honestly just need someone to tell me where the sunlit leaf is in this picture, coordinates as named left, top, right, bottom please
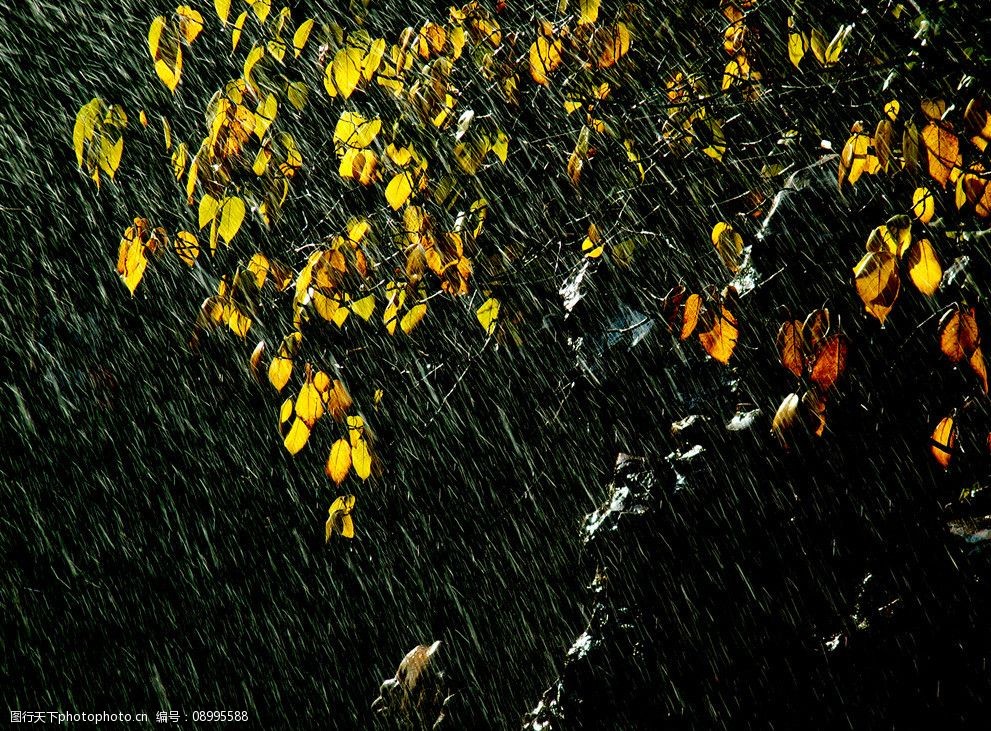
left=268, top=355, right=293, bottom=392
left=578, top=0, right=600, bottom=25
left=293, top=18, right=314, bottom=57
left=912, top=187, right=935, bottom=224
left=921, top=121, right=961, bottom=188
left=776, top=320, right=805, bottom=377
left=218, top=196, right=246, bottom=244
left=680, top=293, right=701, bottom=341
left=249, top=340, right=265, bottom=379
left=199, top=194, right=219, bottom=229
left=326, top=439, right=352, bottom=485
left=476, top=297, right=500, bottom=335
left=711, top=221, right=743, bottom=273
left=906, top=239, right=942, bottom=296
left=853, top=251, right=899, bottom=323
left=351, top=294, right=376, bottom=321
left=971, top=347, right=989, bottom=394
left=175, top=230, right=198, bottom=266
left=582, top=223, right=603, bottom=258
left=283, top=416, right=310, bottom=455
left=938, top=306, right=980, bottom=364
left=325, top=494, right=356, bottom=541
left=296, top=382, right=324, bottom=428
left=215, top=0, right=231, bottom=25
left=385, top=172, right=413, bottom=210
left=351, top=438, right=372, bottom=480
left=177, top=6, right=204, bottom=44
left=810, top=334, right=849, bottom=390
left=930, top=415, right=956, bottom=469
left=698, top=305, right=738, bottom=364
left=232, top=10, right=248, bottom=51
left=332, top=47, right=363, bottom=99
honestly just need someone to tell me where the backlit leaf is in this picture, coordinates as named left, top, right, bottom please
left=930, top=416, right=956, bottom=469
left=175, top=230, right=198, bottom=266
left=268, top=355, right=292, bottom=392
left=326, top=495, right=356, bottom=541
left=326, top=439, right=352, bottom=485
left=912, top=187, right=935, bottom=224
left=476, top=297, right=500, bottom=335
left=921, top=122, right=961, bottom=188
left=776, top=320, right=805, bottom=377
left=293, top=18, right=314, bottom=57
left=810, top=334, right=849, bottom=390
left=283, top=417, right=310, bottom=455
left=711, top=221, right=743, bottom=273
left=906, top=239, right=942, bottom=296
left=698, top=305, right=738, bottom=364
left=351, top=438, right=372, bottom=480
left=853, top=251, right=899, bottom=323
left=938, top=307, right=980, bottom=364
left=296, top=382, right=324, bottom=428
left=218, top=196, right=246, bottom=244
left=386, top=172, right=413, bottom=210
left=333, top=47, right=363, bottom=99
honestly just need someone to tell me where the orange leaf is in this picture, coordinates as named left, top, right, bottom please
left=810, top=334, right=849, bottom=390
left=776, top=320, right=805, bottom=377
left=930, top=416, right=956, bottom=470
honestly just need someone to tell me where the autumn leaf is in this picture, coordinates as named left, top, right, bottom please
left=921, top=121, right=962, bottom=188
left=283, top=416, right=310, bottom=455
left=326, top=495, right=356, bottom=541
left=776, top=320, right=805, bottom=377
left=326, top=439, right=352, bottom=485
left=938, top=306, right=980, bottom=363
left=930, top=416, right=956, bottom=470
left=810, top=334, right=849, bottom=390
left=268, top=356, right=292, bottom=392
left=913, top=187, right=935, bottom=224
left=698, top=305, right=738, bottom=364
left=476, top=297, right=500, bottom=335
left=680, top=293, right=702, bottom=341
left=853, top=251, right=899, bottom=323
left=906, top=239, right=942, bottom=296
left=711, top=221, right=743, bottom=273
left=296, top=381, right=324, bottom=428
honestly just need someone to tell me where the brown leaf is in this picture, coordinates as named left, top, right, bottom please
left=921, top=121, right=961, bottom=188
left=775, top=320, right=805, bottom=377
left=810, top=334, right=849, bottom=390
left=938, top=306, right=980, bottom=363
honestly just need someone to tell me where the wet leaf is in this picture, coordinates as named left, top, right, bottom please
left=711, top=221, right=743, bottom=273
left=906, top=239, right=942, bottom=296
left=283, top=417, right=310, bottom=455
left=938, top=307, right=980, bottom=363
left=776, top=320, right=805, bottom=377
left=476, top=297, right=500, bottom=335
left=326, top=495, right=356, bottom=541
left=930, top=416, right=956, bottom=470
left=698, top=305, right=738, bottom=364
left=326, top=439, right=352, bottom=485
left=810, top=334, right=849, bottom=390
left=853, top=251, right=899, bottom=323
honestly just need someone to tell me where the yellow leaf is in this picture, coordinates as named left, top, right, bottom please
left=787, top=17, right=807, bottom=69
left=930, top=416, right=956, bottom=469
left=351, top=439, right=372, bottom=480
left=346, top=415, right=365, bottom=445
left=386, top=172, right=413, bottom=210
left=283, top=417, right=310, bottom=455
left=711, top=221, right=743, bottom=273
left=698, top=306, right=738, bottom=365
left=326, top=495, right=356, bottom=541
left=582, top=223, right=604, bottom=258
left=293, top=18, right=314, bottom=57
left=351, top=294, right=376, bottom=321
left=913, top=187, right=935, bottom=223
left=333, top=47, right=363, bottom=99
left=852, top=251, right=899, bottom=323
left=326, top=439, right=352, bottom=485
left=227, top=307, right=251, bottom=337
left=248, top=253, right=269, bottom=288
left=296, top=382, right=324, bottom=428
left=248, top=0, right=271, bottom=24
left=215, top=0, right=231, bottom=24
left=400, top=299, right=427, bottom=334
left=578, top=0, right=600, bottom=24
left=906, top=239, right=942, bottom=296
left=268, top=355, right=293, bottom=392
left=177, top=5, right=204, bottom=44
left=334, top=111, right=381, bottom=151
left=529, top=36, right=562, bottom=85
left=476, top=297, right=500, bottom=335
left=287, top=81, right=308, bottom=110
left=171, top=143, right=188, bottom=180
left=362, top=38, right=386, bottom=80
left=148, top=16, right=182, bottom=92
left=199, top=194, right=219, bottom=229
left=255, top=94, right=277, bottom=139
left=218, top=196, right=246, bottom=244
left=232, top=10, right=248, bottom=51
left=175, top=231, right=198, bottom=266
left=73, top=98, right=104, bottom=168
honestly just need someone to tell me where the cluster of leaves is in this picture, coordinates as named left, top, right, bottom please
left=771, top=310, right=849, bottom=449
left=839, top=90, right=991, bottom=470
left=74, top=0, right=991, bottom=541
